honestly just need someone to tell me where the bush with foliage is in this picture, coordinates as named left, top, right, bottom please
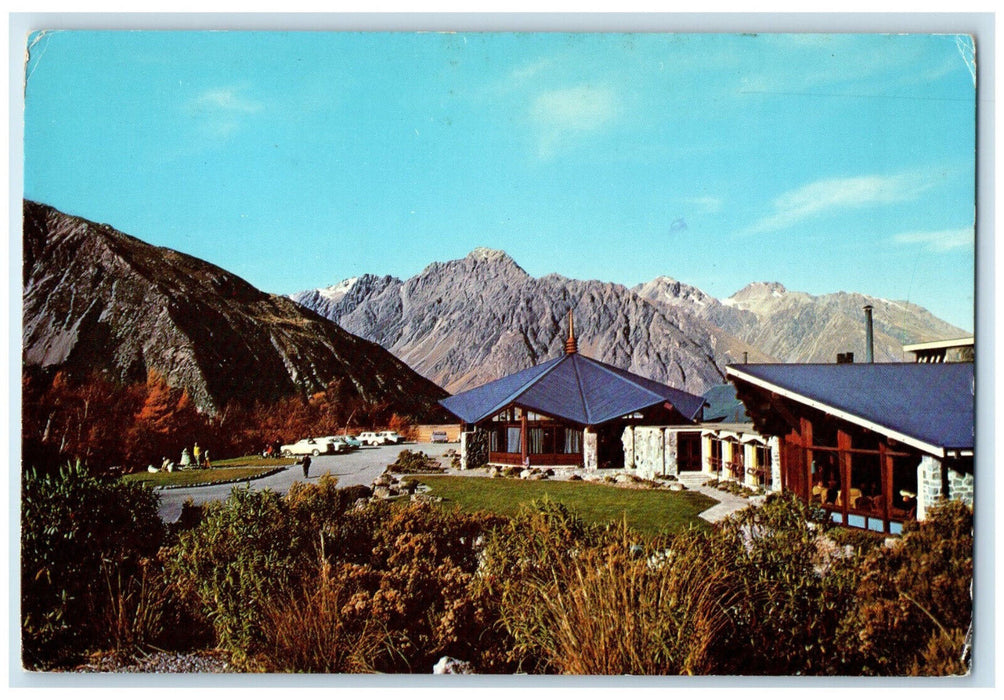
left=841, top=501, right=973, bottom=675
left=476, top=498, right=747, bottom=675
left=162, top=486, right=311, bottom=656
left=473, top=499, right=619, bottom=672
left=527, top=530, right=737, bottom=674
left=263, top=499, right=504, bottom=672
left=708, top=492, right=863, bottom=675
left=21, top=462, right=166, bottom=668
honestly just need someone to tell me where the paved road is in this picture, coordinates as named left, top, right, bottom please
left=155, top=442, right=456, bottom=522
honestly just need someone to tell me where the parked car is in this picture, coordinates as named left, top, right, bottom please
left=379, top=431, right=405, bottom=444
left=333, top=435, right=362, bottom=450
left=319, top=437, right=351, bottom=453
left=431, top=431, right=449, bottom=443
left=281, top=437, right=335, bottom=457
left=357, top=431, right=385, bottom=446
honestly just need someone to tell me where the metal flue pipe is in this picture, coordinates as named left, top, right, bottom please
left=863, top=305, right=874, bottom=363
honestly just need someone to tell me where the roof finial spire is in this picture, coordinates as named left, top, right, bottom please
left=565, top=309, right=578, bottom=354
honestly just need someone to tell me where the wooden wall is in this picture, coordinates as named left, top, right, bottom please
left=415, top=424, right=463, bottom=443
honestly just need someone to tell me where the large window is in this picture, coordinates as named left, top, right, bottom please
left=485, top=407, right=583, bottom=463
left=795, top=421, right=919, bottom=533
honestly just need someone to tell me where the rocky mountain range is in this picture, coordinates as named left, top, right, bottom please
left=633, top=277, right=966, bottom=369
left=293, top=248, right=969, bottom=396
left=21, top=200, right=448, bottom=416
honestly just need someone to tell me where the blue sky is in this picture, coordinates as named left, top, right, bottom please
left=22, top=31, right=976, bottom=330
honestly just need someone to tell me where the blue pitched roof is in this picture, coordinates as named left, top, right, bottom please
left=726, top=362, right=974, bottom=456
left=441, top=352, right=705, bottom=426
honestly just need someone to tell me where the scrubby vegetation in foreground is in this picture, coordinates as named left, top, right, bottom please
left=21, top=466, right=973, bottom=675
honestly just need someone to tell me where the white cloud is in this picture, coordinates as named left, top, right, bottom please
left=509, top=58, right=555, bottom=85
left=744, top=173, right=931, bottom=235
left=683, top=196, right=723, bottom=214
left=192, top=88, right=263, bottom=114
left=529, top=85, right=618, bottom=158
left=187, top=86, right=263, bottom=137
left=531, top=85, right=617, bottom=133
left=893, top=227, right=974, bottom=252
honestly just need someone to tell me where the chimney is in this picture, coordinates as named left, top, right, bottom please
left=742, top=351, right=749, bottom=364
left=863, top=305, right=874, bottom=363
left=837, top=352, right=854, bottom=364
left=564, top=309, right=578, bottom=354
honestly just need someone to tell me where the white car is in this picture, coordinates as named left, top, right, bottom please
left=378, top=431, right=405, bottom=445
left=357, top=431, right=385, bottom=446
left=358, top=431, right=405, bottom=445
left=319, top=436, right=351, bottom=453
left=281, top=437, right=335, bottom=457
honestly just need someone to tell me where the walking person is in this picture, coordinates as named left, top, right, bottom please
left=302, top=454, right=311, bottom=479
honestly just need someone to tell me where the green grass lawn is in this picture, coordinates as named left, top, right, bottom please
left=406, top=476, right=719, bottom=537
left=122, top=455, right=293, bottom=487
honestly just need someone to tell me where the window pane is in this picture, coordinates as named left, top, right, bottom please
left=507, top=427, right=521, bottom=453
left=565, top=429, right=582, bottom=454
left=529, top=427, right=544, bottom=454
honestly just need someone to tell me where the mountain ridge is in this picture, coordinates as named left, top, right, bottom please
left=294, top=249, right=969, bottom=395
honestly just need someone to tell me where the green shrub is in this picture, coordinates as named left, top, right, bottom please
left=709, top=492, right=863, bottom=675
left=21, top=462, right=165, bottom=668
left=474, top=499, right=618, bottom=673
left=297, top=499, right=504, bottom=672
left=827, top=526, right=887, bottom=556
left=163, top=486, right=308, bottom=655
left=843, top=500, right=973, bottom=675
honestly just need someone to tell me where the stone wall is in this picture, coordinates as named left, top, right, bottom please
left=460, top=428, right=489, bottom=470
left=917, top=455, right=974, bottom=520
left=665, top=431, right=679, bottom=475
left=917, top=456, right=941, bottom=521
left=621, top=426, right=684, bottom=479
left=947, top=462, right=974, bottom=508
left=622, top=427, right=635, bottom=469
left=584, top=429, right=599, bottom=471
left=769, top=437, right=782, bottom=493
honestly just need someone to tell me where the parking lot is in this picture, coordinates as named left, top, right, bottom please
left=155, top=441, right=457, bottom=522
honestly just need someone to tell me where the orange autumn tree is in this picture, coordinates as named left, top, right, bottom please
left=126, top=371, right=203, bottom=466
left=387, top=413, right=418, bottom=441
left=22, top=369, right=144, bottom=475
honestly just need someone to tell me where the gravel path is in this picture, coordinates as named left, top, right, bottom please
left=73, top=650, right=232, bottom=673
left=674, top=472, right=763, bottom=522
left=155, top=442, right=457, bottom=522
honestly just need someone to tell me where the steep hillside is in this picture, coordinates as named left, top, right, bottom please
left=22, top=200, right=448, bottom=416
